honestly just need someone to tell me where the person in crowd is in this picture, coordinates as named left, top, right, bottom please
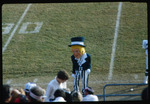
left=82, top=87, right=99, bottom=101
left=9, top=89, right=21, bottom=102
left=10, top=88, right=28, bottom=103
left=27, top=86, right=45, bottom=102
left=24, top=82, right=37, bottom=98
left=63, top=88, right=72, bottom=102
left=141, top=87, right=149, bottom=101
left=52, top=89, right=66, bottom=102
left=2, top=84, right=13, bottom=103
left=44, top=70, right=70, bottom=102
left=68, top=37, right=91, bottom=95
left=71, top=90, right=82, bottom=102
left=3, top=84, right=28, bottom=103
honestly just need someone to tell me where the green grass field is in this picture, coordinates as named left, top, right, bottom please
left=2, top=2, right=148, bottom=101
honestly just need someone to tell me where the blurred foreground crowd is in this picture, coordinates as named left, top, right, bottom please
left=2, top=70, right=148, bottom=102
left=3, top=83, right=98, bottom=103
left=2, top=70, right=99, bottom=103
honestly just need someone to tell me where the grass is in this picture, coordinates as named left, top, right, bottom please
left=114, top=2, right=147, bottom=74
left=2, top=2, right=147, bottom=80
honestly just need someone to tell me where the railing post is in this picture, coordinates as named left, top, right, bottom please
left=103, top=85, right=106, bottom=101
left=102, top=83, right=147, bottom=101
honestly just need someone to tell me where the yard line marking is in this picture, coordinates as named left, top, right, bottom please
left=108, top=2, right=122, bottom=80
left=2, top=4, right=32, bottom=53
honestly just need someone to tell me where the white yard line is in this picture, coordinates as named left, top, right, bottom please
left=2, top=4, right=32, bottom=53
left=108, top=2, right=123, bottom=80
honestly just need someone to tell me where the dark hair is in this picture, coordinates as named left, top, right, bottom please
left=25, top=92, right=29, bottom=96
left=3, top=84, right=12, bottom=102
left=54, top=89, right=66, bottom=98
left=28, top=86, right=44, bottom=102
left=57, top=70, right=69, bottom=80
left=71, top=90, right=82, bottom=102
left=64, top=91, right=72, bottom=102
left=85, top=87, right=94, bottom=94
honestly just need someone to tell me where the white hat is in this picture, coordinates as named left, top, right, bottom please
left=24, top=82, right=37, bottom=92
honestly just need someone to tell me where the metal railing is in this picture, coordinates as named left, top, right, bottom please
left=97, top=83, right=148, bottom=101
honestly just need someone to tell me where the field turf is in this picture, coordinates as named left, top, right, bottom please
left=2, top=2, right=148, bottom=101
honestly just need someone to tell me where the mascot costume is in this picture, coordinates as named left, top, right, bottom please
left=69, top=37, right=91, bottom=95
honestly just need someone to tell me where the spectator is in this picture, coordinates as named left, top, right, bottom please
left=24, top=82, right=37, bottom=98
left=63, top=88, right=72, bottom=102
left=27, top=86, right=45, bottom=102
left=82, top=87, right=99, bottom=101
left=44, top=70, right=69, bottom=102
left=141, top=87, right=149, bottom=101
left=53, top=89, right=66, bottom=102
left=71, top=90, right=82, bottom=102
left=2, top=84, right=13, bottom=103
left=9, top=89, right=21, bottom=102
left=10, top=88, right=28, bottom=103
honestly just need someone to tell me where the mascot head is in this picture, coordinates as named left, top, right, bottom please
left=69, top=37, right=86, bottom=59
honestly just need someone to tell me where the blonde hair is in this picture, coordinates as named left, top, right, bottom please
left=71, top=91, right=82, bottom=102
left=71, top=45, right=85, bottom=55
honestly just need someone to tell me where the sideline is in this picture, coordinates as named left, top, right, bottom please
left=2, top=4, right=32, bottom=53
left=7, top=79, right=144, bottom=87
left=108, top=2, right=123, bottom=80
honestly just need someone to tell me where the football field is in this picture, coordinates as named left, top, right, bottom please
left=2, top=2, right=148, bottom=101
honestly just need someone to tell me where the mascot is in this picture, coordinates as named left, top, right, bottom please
left=68, top=37, right=91, bottom=95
